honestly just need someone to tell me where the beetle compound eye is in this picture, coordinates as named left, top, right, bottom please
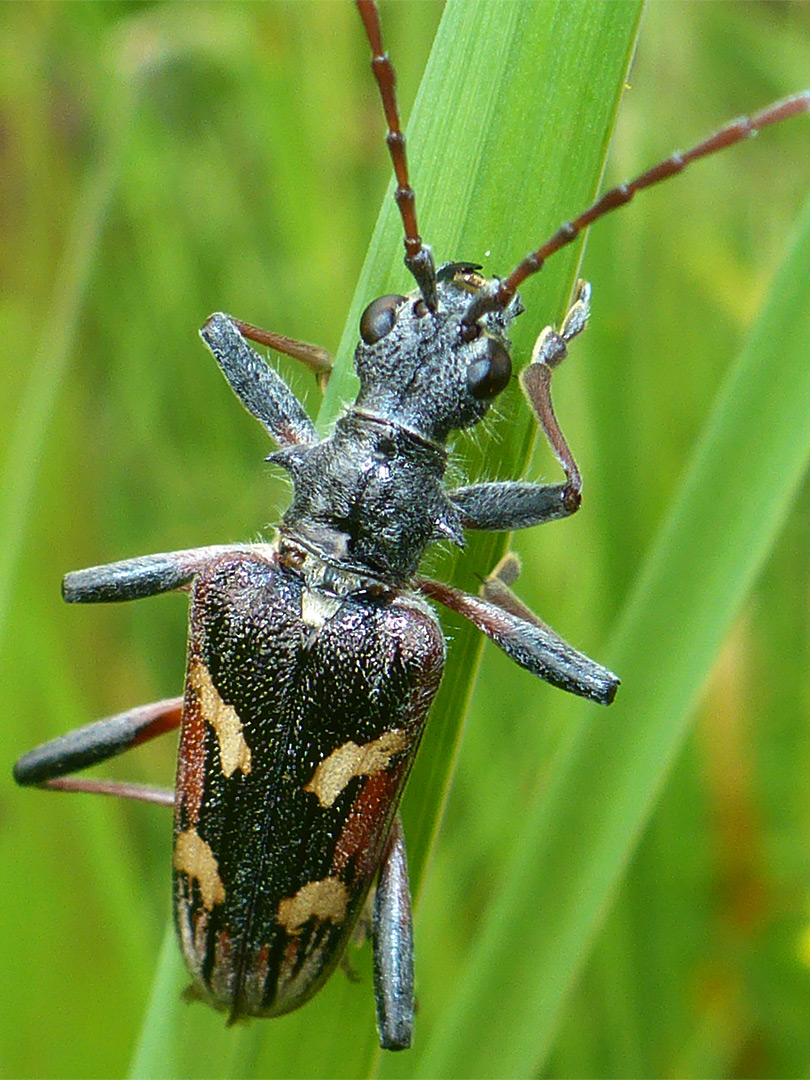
left=359, top=294, right=407, bottom=345
left=467, top=339, right=512, bottom=399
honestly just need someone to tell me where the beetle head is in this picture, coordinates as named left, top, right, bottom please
left=353, top=263, right=523, bottom=444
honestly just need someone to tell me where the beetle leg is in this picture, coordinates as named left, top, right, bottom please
left=449, top=479, right=575, bottom=531
left=35, top=778, right=174, bottom=806
left=520, top=279, right=592, bottom=512
left=450, top=282, right=592, bottom=532
left=416, top=576, right=619, bottom=705
left=201, top=313, right=319, bottom=446
left=63, top=543, right=274, bottom=604
left=229, top=317, right=333, bottom=393
left=479, top=550, right=581, bottom=632
left=13, top=697, right=183, bottom=790
left=477, top=551, right=546, bottom=626
left=372, top=815, right=414, bottom=1052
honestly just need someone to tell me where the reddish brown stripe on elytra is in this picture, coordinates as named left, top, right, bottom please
left=176, top=674, right=208, bottom=825
left=332, top=767, right=404, bottom=878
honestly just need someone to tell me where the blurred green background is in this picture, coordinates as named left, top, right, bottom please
left=2, top=2, right=810, bottom=1078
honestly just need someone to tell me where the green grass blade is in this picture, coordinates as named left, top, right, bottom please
left=132, top=1, right=641, bottom=1076
left=326, top=0, right=644, bottom=902
left=416, top=189, right=810, bottom=1079
left=9, top=3, right=807, bottom=1078
left=0, top=57, right=135, bottom=649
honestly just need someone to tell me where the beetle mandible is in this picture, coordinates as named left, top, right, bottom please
left=13, top=0, right=810, bottom=1052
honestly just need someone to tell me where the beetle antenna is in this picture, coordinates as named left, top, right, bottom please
left=461, top=89, right=810, bottom=336
left=356, top=0, right=438, bottom=312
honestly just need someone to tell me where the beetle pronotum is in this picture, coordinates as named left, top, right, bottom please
left=12, top=0, right=809, bottom=1058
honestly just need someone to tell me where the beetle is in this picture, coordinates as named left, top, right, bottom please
left=13, top=0, right=810, bottom=1054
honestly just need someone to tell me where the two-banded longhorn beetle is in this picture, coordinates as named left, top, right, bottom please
left=13, top=0, right=810, bottom=1053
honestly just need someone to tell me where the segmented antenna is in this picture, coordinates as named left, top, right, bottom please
left=356, top=0, right=438, bottom=311
left=461, top=89, right=810, bottom=336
